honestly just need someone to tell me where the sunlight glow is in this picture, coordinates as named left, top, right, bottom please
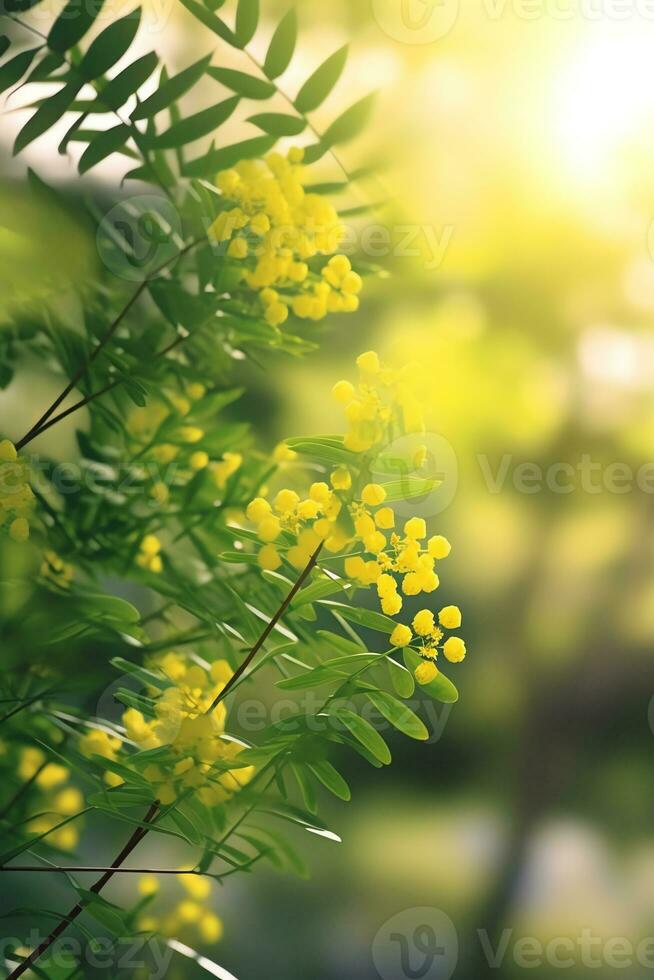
left=553, top=22, right=654, bottom=189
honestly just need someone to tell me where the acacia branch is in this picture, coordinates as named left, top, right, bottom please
left=16, top=241, right=200, bottom=451
left=6, top=802, right=160, bottom=980
left=7, top=545, right=322, bottom=978
left=207, top=541, right=324, bottom=713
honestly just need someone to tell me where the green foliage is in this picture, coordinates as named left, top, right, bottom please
left=0, top=2, right=433, bottom=977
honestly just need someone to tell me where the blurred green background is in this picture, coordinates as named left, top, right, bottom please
left=4, top=0, right=654, bottom=977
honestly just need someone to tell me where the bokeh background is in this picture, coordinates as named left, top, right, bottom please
left=4, top=0, right=654, bottom=977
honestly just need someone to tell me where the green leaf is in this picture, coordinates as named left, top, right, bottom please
left=97, top=51, right=158, bottom=111
left=284, top=436, right=356, bottom=467
left=307, top=759, right=351, bottom=801
left=320, top=601, right=396, bottom=634
left=235, top=0, right=258, bottom=47
left=331, top=705, right=391, bottom=764
left=402, top=649, right=459, bottom=704
left=178, top=0, right=236, bottom=44
left=387, top=656, right=415, bottom=698
left=48, top=0, right=105, bottom=52
left=291, top=575, right=348, bottom=608
left=131, top=54, right=210, bottom=120
left=184, top=134, right=275, bottom=177
left=380, top=477, right=440, bottom=503
left=77, top=592, right=140, bottom=624
left=157, top=95, right=239, bottom=148
left=366, top=690, right=428, bottom=741
left=0, top=37, right=9, bottom=59
left=248, top=111, right=305, bottom=136
left=75, top=890, right=126, bottom=935
left=79, top=8, right=141, bottom=81
left=0, top=47, right=40, bottom=95
left=316, top=628, right=366, bottom=653
left=323, top=92, right=375, bottom=147
left=14, top=79, right=82, bottom=154
left=207, top=66, right=274, bottom=99
left=2, top=0, right=45, bottom=9
left=78, top=123, right=130, bottom=173
left=263, top=7, right=296, bottom=79
left=295, top=44, right=347, bottom=113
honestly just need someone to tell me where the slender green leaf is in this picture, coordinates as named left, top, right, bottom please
left=131, top=54, right=210, bottom=120
left=331, top=705, right=391, bottom=764
left=320, top=600, right=396, bottom=634
left=323, top=92, right=375, bottom=147
left=263, top=7, right=296, bottom=79
left=78, top=124, right=130, bottom=172
left=13, top=79, right=82, bottom=154
left=248, top=111, right=305, bottom=136
left=98, top=51, right=158, bottom=111
left=307, top=759, right=351, bottom=801
left=157, top=95, right=239, bottom=148
left=0, top=37, right=11, bottom=59
left=178, top=0, right=236, bottom=44
left=387, top=656, right=415, bottom=698
left=79, top=8, right=141, bottom=81
left=48, top=0, right=105, bottom=52
left=183, top=134, right=275, bottom=177
left=207, top=66, right=274, bottom=99
left=366, top=689, right=428, bottom=741
left=235, top=0, right=258, bottom=47
left=295, top=44, right=347, bottom=113
left=0, top=46, right=40, bottom=95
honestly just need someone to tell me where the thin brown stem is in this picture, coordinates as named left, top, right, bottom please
left=16, top=241, right=200, bottom=451
left=22, top=333, right=188, bottom=443
left=0, top=865, right=206, bottom=875
left=206, top=541, right=324, bottom=713
left=6, top=802, right=160, bottom=980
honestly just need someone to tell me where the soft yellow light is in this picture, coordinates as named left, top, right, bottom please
left=552, top=21, right=654, bottom=190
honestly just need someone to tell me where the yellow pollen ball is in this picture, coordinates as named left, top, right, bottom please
left=413, top=609, right=435, bottom=636
left=415, top=661, right=439, bottom=685
left=258, top=544, right=282, bottom=571
left=428, top=535, right=451, bottom=559
left=375, top=507, right=395, bottom=529
left=361, top=483, right=387, bottom=506
left=390, top=624, right=412, bottom=647
left=332, top=380, right=355, bottom=404
left=190, top=451, right=209, bottom=470
left=330, top=467, right=352, bottom=490
left=356, top=350, right=380, bottom=374
left=404, top=517, right=426, bottom=540
left=246, top=497, right=272, bottom=524
left=444, top=637, right=466, bottom=663
left=439, top=605, right=462, bottom=629
left=257, top=516, right=282, bottom=542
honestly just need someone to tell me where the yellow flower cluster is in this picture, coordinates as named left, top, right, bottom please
left=40, top=550, right=74, bottom=587
left=137, top=534, right=163, bottom=574
left=19, top=747, right=84, bottom=851
left=127, top=385, right=243, bottom=574
left=209, top=149, right=362, bottom=325
left=137, top=871, right=223, bottom=945
left=332, top=350, right=426, bottom=453
left=0, top=439, right=34, bottom=542
left=79, top=728, right=124, bottom=787
left=122, top=653, right=254, bottom=806
left=244, top=351, right=467, bottom=686
left=246, top=480, right=349, bottom=573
